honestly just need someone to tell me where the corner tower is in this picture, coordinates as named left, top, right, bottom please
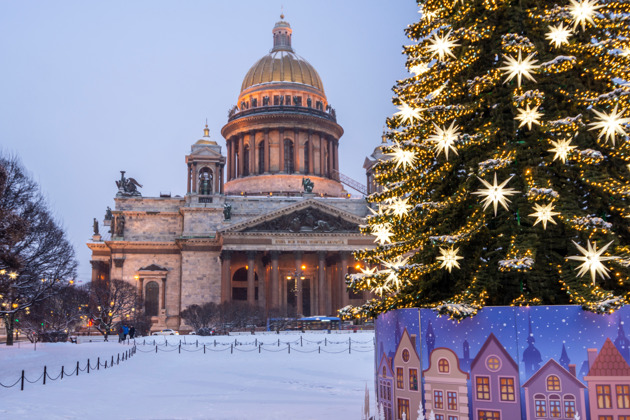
left=221, top=16, right=345, bottom=197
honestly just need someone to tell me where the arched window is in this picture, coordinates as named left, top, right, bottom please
left=284, top=139, right=294, bottom=173
left=145, top=281, right=159, bottom=317
left=563, top=395, right=576, bottom=418
left=258, top=141, right=265, bottom=174
left=549, top=394, right=561, bottom=417
left=486, top=355, right=501, bottom=371
left=438, top=358, right=450, bottom=373
left=243, top=145, right=250, bottom=176
left=402, top=349, right=410, bottom=362
left=198, top=167, right=213, bottom=195
left=304, top=140, right=310, bottom=173
left=382, top=366, right=386, bottom=377
left=547, top=375, right=561, bottom=391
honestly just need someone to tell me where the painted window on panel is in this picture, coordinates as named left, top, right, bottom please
left=617, top=384, right=630, bottom=409
left=596, top=385, right=612, bottom=409
left=447, top=391, right=457, bottom=410
left=397, top=399, right=409, bottom=420
left=434, top=390, right=444, bottom=409
left=409, top=369, right=418, bottom=391
left=476, top=376, right=490, bottom=400
left=478, top=411, right=500, bottom=420
left=549, top=395, right=561, bottom=418
left=486, top=356, right=501, bottom=371
left=396, top=368, right=403, bottom=389
left=500, top=377, right=515, bottom=401
left=438, top=358, right=450, bottom=373
left=546, top=375, right=561, bottom=391
left=563, top=395, right=576, bottom=418
left=534, top=394, right=546, bottom=417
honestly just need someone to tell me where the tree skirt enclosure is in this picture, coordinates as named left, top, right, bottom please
left=375, top=306, right=630, bottom=420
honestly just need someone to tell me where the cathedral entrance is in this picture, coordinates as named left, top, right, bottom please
left=286, top=275, right=311, bottom=317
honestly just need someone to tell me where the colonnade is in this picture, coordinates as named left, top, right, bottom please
left=225, top=128, right=339, bottom=182
left=220, top=250, right=357, bottom=317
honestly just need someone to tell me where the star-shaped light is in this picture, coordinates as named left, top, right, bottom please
left=372, top=223, right=394, bottom=245
left=394, top=102, right=423, bottom=125
left=382, top=255, right=410, bottom=291
left=420, top=8, right=437, bottom=22
left=388, top=197, right=412, bottom=217
left=426, top=30, right=459, bottom=62
left=359, top=265, right=378, bottom=288
left=386, top=143, right=417, bottom=170
left=500, top=51, right=540, bottom=87
left=473, top=173, right=518, bottom=216
left=436, top=246, right=464, bottom=272
left=427, top=121, right=460, bottom=160
left=567, top=240, right=617, bottom=285
left=569, top=0, right=602, bottom=31
left=528, top=203, right=560, bottom=229
left=589, top=105, right=630, bottom=146
left=515, top=105, right=543, bottom=130
left=548, top=138, right=577, bottom=163
left=409, top=62, right=430, bottom=76
left=546, top=23, right=573, bottom=48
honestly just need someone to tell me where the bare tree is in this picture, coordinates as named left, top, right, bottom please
left=0, top=154, right=77, bottom=345
left=85, top=279, right=139, bottom=341
left=180, top=302, right=217, bottom=333
left=20, top=284, right=88, bottom=342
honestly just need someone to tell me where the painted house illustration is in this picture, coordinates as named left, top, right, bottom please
left=423, top=347, right=469, bottom=420
left=469, top=333, right=521, bottom=420
left=522, top=359, right=586, bottom=420
left=584, top=338, right=630, bottom=419
left=377, top=351, right=395, bottom=420
left=393, top=328, right=422, bottom=420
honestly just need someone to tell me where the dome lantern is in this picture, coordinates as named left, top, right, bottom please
left=272, top=15, right=293, bottom=52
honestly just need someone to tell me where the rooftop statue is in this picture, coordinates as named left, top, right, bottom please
left=116, top=171, right=143, bottom=197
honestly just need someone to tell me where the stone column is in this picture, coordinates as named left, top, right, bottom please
left=319, top=133, right=325, bottom=177
left=294, top=251, right=303, bottom=316
left=238, top=134, right=244, bottom=178
left=249, top=130, right=256, bottom=175
left=220, top=251, right=232, bottom=303
left=264, top=129, right=270, bottom=173
left=247, top=251, right=256, bottom=305
left=340, top=252, right=349, bottom=308
left=279, top=128, right=285, bottom=173
left=327, top=137, right=334, bottom=178
left=308, top=130, right=314, bottom=175
left=226, top=140, right=231, bottom=182
left=256, top=254, right=266, bottom=311
left=187, top=163, right=192, bottom=193
left=294, top=128, right=300, bottom=174
left=333, top=139, right=339, bottom=179
left=318, top=251, right=326, bottom=315
left=270, top=251, right=279, bottom=309
left=192, top=162, right=198, bottom=193
left=138, top=277, right=144, bottom=301
left=326, top=261, right=334, bottom=315
left=220, top=164, right=225, bottom=194
left=230, top=138, right=236, bottom=180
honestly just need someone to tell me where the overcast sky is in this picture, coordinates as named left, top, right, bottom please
left=0, top=1, right=418, bottom=282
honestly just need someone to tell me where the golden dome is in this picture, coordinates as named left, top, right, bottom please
left=240, top=51, right=324, bottom=93
left=240, top=18, right=324, bottom=94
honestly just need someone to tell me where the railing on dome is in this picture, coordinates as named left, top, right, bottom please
left=332, top=170, right=368, bottom=196
left=227, top=104, right=337, bottom=123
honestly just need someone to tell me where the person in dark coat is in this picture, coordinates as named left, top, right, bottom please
left=129, top=326, right=135, bottom=339
left=118, top=326, right=125, bottom=343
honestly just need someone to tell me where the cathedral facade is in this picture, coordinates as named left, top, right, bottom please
left=88, top=17, right=375, bottom=331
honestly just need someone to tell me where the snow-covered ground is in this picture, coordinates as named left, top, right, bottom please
left=0, top=331, right=375, bottom=420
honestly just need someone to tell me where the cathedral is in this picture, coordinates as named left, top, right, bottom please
left=88, top=17, right=382, bottom=332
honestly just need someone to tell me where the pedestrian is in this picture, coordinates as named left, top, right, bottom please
left=118, top=326, right=125, bottom=343
left=123, top=325, right=129, bottom=340
left=129, top=326, right=135, bottom=339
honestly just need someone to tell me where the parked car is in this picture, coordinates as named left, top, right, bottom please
left=152, top=329, right=179, bottom=336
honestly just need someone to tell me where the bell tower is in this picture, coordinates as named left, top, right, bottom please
left=185, top=124, right=226, bottom=198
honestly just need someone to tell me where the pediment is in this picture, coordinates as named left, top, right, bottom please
left=224, top=199, right=363, bottom=234
left=190, top=148, right=223, bottom=158
left=138, top=264, right=168, bottom=272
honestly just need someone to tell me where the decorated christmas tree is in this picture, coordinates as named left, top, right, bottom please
left=345, top=0, right=630, bottom=319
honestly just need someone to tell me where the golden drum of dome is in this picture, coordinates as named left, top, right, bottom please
left=240, top=50, right=324, bottom=93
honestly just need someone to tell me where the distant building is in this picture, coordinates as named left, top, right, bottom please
left=522, top=315, right=542, bottom=377
left=469, top=333, right=521, bottom=420
left=584, top=338, right=630, bottom=419
left=87, top=17, right=376, bottom=332
left=615, top=319, right=630, bottom=364
left=522, top=359, right=586, bottom=420
left=393, top=329, right=422, bottom=420
left=423, top=347, right=469, bottom=420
